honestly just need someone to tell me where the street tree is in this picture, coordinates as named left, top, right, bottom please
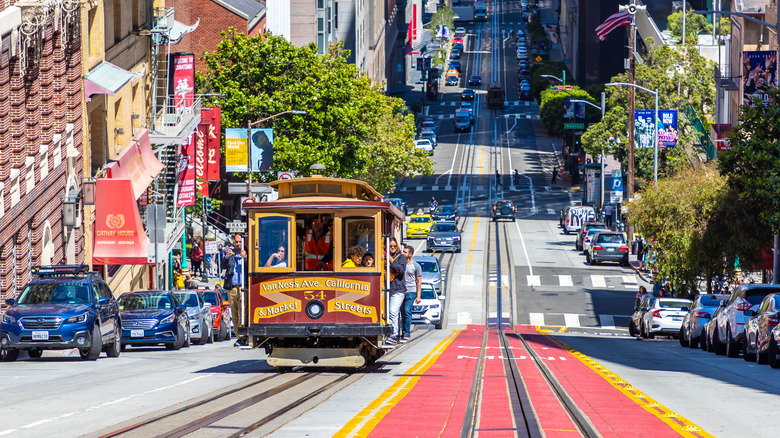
left=538, top=85, right=599, bottom=139
left=667, top=11, right=711, bottom=44
left=580, top=44, right=716, bottom=181
left=627, top=165, right=768, bottom=296
left=196, top=29, right=432, bottom=193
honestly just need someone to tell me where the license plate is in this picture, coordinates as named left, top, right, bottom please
left=412, top=314, right=422, bottom=319
left=131, top=330, right=145, bottom=338
left=672, top=317, right=682, bottom=321
left=32, top=331, right=49, bottom=341
left=607, top=248, right=615, bottom=252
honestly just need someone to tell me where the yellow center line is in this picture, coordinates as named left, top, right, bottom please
left=465, top=213, right=480, bottom=270
left=537, top=328, right=714, bottom=438
left=334, top=330, right=462, bottom=438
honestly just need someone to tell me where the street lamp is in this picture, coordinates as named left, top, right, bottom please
left=541, top=73, right=566, bottom=86
left=569, top=95, right=608, bottom=208
left=606, top=82, right=659, bottom=184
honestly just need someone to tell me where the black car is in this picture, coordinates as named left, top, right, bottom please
left=450, top=48, right=462, bottom=59
left=468, top=74, right=482, bottom=86
left=492, top=200, right=516, bottom=221
left=448, top=60, right=461, bottom=72
left=431, top=205, right=459, bottom=222
left=387, top=197, right=408, bottom=216
left=426, top=221, right=462, bottom=253
left=462, top=88, right=476, bottom=101
left=0, top=265, right=122, bottom=361
left=520, top=84, right=532, bottom=101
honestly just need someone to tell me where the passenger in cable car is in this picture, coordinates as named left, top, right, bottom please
left=264, top=245, right=288, bottom=268
left=362, top=252, right=375, bottom=267
left=342, top=245, right=366, bottom=268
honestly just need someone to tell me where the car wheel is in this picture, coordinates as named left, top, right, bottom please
left=120, top=344, right=127, bottom=352
left=80, top=325, right=102, bottom=360
left=743, top=338, right=757, bottom=362
left=207, top=324, right=215, bottom=344
left=769, top=337, right=780, bottom=368
left=679, top=327, right=689, bottom=347
left=434, top=321, right=442, bottom=330
left=646, top=325, right=654, bottom=339
left=28, top=348, right=43, bottom=359
left=183, top=323, right=191, bottom=348
left=105, top=326, right=121, bottom=358
left=621, top=256, right=630, bottom=267
left=218, top=320, right=228, bottom=342
left=713, top=325, right=725, bottom=355
left=726, top=325, right=739, bottom=358
left=198, top=320, right=209, bottom=345
left=689, top=332, right=699, bottom=349
left=167, top=325, right=184, bottom=350
left=456, top=247, right=462, bottom=253
left=640, top=322, right=648, bottom=339
left=628, top=321, right=638, bottom=336
left=1, top=346, right=19, bottom=362
left=701, top=331, right=709, bottom=351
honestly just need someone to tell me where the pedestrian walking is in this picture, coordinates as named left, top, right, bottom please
left=204, top=251, right=214, bottom=278
left=551, top=167, right=558, bottom=184
left=603, top=204, right=613, bottom=228
left=191, top=242, right=203, bottom=276
left=401, top=245, right=422, bottom=343
left=225, top=246, right=247, bottom=347
left=216, top=244, right=223, bottom=278
left=636, top=236, right=645, bottom=270
left=495, top=170, right=503, bottom=188
left=387, top=238, right=406, bottom=345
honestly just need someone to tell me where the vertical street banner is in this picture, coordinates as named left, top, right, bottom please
left=743, top=51, right=776, bottom=106
left=634, top=110, right=655, bottom=149
left=657, top=110, right=678, bottom=148
left=196, top=107, right=222, bottom=196
left=169, top=53, right=195, bottom=113
left=176, top=132, right=197, bottom=207
left=250, top=128, right=274, bottom=172
left=225, top=128, right=248, bottom=172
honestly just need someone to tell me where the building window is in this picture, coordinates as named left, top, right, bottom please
left=39, top=145, right=49, bottom=180
left=9, top=169, right=20, bottom=208
left=318, top=0, right=323, bottom=8
left=335, top=2, right=338, bottom=29
left=25, top=156, right=35, bottom=195
left=318, top=33, right=325, bottom=53
left=318, top=17, right=324, bottom=32
left=114, top=0, right=122, bottom=44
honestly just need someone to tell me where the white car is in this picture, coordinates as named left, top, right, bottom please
left=411, top=283, right=443, bottom=329
left=414, top=139, right=433, bottom=155
left=640, top=298, right=693, bottom=338
left=581, top=228, right=608, bottom=253
left=455, top=27, right=466, bottom=37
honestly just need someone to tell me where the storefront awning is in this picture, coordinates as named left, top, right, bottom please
left=107, top=129, right=164, bottom=200
left=93, top=179, right=153, bottom=265
left=84, top=61, right=144, bottom=102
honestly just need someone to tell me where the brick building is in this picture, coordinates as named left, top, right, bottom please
left=0, top=2, right=84, bottom=301
left=168, top=0, right=267, bottom=72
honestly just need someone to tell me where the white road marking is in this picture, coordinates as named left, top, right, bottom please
left=591, top=275, right=607, bottom=288
left=623, top=275, right=637, bottom=284
left=599, top=314, right=616, bottom=329
left=564, top=313, right=581, bottom=327
left=457, top=312, right=473, bottom=324
left=527, top=275, right=541, bottom=286
left=559, top=275, right=573, bottom=286
left=461, top=274, right=474, bottom=285
left=514, top=220, right=533, bottom=276
left=529, top=312, right=545, bottom=326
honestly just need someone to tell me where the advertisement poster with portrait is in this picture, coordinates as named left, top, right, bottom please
left=250, top=128, right=274, bottom=172
left=657, top=110, right=678, bottom=148
left=743, top=51, right=776, bottom=106
left=634, top=110, right=655, bottom=149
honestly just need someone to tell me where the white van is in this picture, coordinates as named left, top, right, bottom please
left=563, top=206, right=596, bottom=234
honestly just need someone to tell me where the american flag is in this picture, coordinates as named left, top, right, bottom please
left=595, top=11, right=631, bottom=41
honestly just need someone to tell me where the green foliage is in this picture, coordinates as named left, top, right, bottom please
left=425, top=7, right=456, bottom=32
left=538, top=86, right=599, bottom=138
left=716, top=17, right=730, bottom=36
left=196, top=30, right=432, bottom=193
left=526, top=13, right=547, bottom=43
left=627, top=165, right=769, bottom=297
left=580, top=44, right=716, bottom=181
left=719, top=88, right=780, bottom=233
left=667, top=11, right=712, bottom=44
left=529, top=61, right=569, bottom=102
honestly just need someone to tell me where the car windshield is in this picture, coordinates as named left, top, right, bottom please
left=421, top=287, right=437, bottom=300
left=17, top=282, right=91, bottom=305
left=410, top=216, right=431, bottom=223
left=118, top=293, right=172, bottom=311
left=587, top=229, right=607, bottom=237
left=436, top=206, right=454, bottom=214
left=658, top=300, right=692, bottom=309
left=432, top=223, right=457, bottom=233
left=219, top=290, right=230, bottom=303
left=417, top=261, right=439, bottom=272
left=174, top=293, right=200, bottom=308
left=201, top=291, right=220, bottom=306
left=699, top=294, right=730, bottom=306
left=497, top=201, right=513, bottom=207
left=597, top=234, right=625, bottom=244
left=745, top=290, right=780, bottom=305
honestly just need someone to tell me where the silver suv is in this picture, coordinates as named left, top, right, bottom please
left=586, top=231, right=629, bottom=266
left=712, top=284, right=780, bottom=357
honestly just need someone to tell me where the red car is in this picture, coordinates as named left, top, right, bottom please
left=199, top=290, right=232, bottom=341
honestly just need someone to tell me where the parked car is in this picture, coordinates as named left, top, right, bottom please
left=454, top=109, right=471, bottom=132
left=492, top=200, right=516, bottom=221
left=767, top=324, right=780, bottom=368
left=414, top=139, right=433, bottom=155
left=679, top=293, right=730, bottom=348
left=561, top=205, right=596, bottom=234
left=386, top=197, right=409, bottom=216
left=199, top=290, right=232, bottom=341
left=711, top=284, right=780, bottom=357
left=418, top=130, right=438, bottom=148
left=426, top=221, right=462, bottom=253
left=407, top=213, right=434, bottom=238
left=581, top=228, right=608, bottom=254
left=629, top=295, right=655, bottom=336
left=174, top=291, right=214, bottom=345
left=452, top=36, right=464, bottom=45
left=468, top=74, right=482, bottom=86
left=0, top=265, right=122, bottom=362
left=450, top=47, right=462, bottom=59
left=411, top=283, right=443, bottom=329
left=520, top=83, right=532, bottom=101
left=117, top=290, right=190, bottom=350
left=743, top=293, right=780, bottom=363
left=455, top=26, right=467, bottom=37
left=448, top=60, right=461, bottom=72
left=462, top=88, right=476, bottom=101
left=640, top=298, right=692, bottom=339
left=414, top=256, right=442, bottom=295
left=576, top=221, right=606, bottom=251
left=586, top=231, right=629, bottom=266
left=431, top=204, right=459, bottom=222
left=419, top=119, right=437, bottom=134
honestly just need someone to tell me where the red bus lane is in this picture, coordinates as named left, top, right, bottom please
left=476, top=329, right=515, bottom=437
left=516, top=325, right=713, bottom=438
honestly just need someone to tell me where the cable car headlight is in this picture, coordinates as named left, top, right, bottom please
left=306, top=300, right=325, bottom=319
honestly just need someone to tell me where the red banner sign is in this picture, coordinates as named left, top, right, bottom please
left=93, top=179, right=152, bottom=265
left=177, top=132, right=197, bottom=207
left=196, top=107, right=222, bottom=196
left=169, top=53, right=195, bottom=113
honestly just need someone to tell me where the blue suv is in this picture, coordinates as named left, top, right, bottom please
left=0, top=265, right=122, bottom=361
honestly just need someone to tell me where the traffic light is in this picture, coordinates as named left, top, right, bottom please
left=203, top=197, right=213, bottom=214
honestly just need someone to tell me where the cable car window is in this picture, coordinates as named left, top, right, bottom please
left=299, top=213, right=334, bottom=271
left=254, top=215, right=292, bottom=271
left=318, top=183, right=342, bottom=195
left=292, top=183, right=317, bottom=195
left=342, top=217, right=375, bottom=268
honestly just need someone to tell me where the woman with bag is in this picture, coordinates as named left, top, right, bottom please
left=191, top=242, right=203, bottom=276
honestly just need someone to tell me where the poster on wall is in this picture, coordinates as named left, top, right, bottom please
left=743, top=51, right=776, bottom=106
left=169, top=53, right=195, bottom=113
left=176, top=132, right=197, bottom=207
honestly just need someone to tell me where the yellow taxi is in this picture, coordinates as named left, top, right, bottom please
left=406, top=213, right=433, bottom=238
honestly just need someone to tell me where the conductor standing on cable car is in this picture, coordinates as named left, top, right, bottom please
left=304, top=218, right=333, bottom=270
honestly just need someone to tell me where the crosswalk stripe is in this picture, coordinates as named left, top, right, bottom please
left=591, top=275, right=606, bottom=288
left=599, top=314, right=616, bottom=329
left=623, top=275, right=637, bottom=284
left=529, top=313, right=545, bottom=326
left=564, top=314, right=581, bottom=327
left=558, top=275, right=573, bottom=286
left=527, top=275, right=541, bottom=286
